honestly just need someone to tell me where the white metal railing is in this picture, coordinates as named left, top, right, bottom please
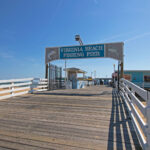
left=31, top=78, right=48, bottom=93
left=0, top=78, right=48, bottom=100
left=132, top=82, right=150, bottom=89
left=119, top=78, right=150, bottom=150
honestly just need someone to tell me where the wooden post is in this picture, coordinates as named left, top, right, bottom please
left=146, top=91, right=150, bottom=150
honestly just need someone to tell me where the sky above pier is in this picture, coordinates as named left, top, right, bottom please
left=0, top=0, right=150, bottom=79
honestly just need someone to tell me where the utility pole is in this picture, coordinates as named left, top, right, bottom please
left=113, top=64, right=115, bottom=73
left=91, top=72, right=93, bottom=78
left=94, top=70, right=96, bottom=79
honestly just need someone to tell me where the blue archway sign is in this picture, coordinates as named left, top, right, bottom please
left=60, top=44, right=104, bottom=59
left=45, top=42, right=124, bottom=64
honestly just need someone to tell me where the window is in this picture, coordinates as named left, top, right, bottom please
left=124, top=74, right=131, bottom=81
left=144, top=75, right=150, bottom=82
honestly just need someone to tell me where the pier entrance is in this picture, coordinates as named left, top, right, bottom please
left=45, top=42, right=124, bottom=90
left=45, top=42, right=124, bottom=64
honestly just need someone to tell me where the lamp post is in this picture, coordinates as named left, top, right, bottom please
left=75, top=35, right=83, bottom=46
left=94, top=70, right=96, bottom=79
left=113, top=64, right=115, bottom=73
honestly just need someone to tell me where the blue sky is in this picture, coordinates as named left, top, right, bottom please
left=0, top=0, right=150, bottom=79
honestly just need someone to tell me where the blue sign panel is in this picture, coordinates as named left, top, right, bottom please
left=60, top=44, right=104, bottom=59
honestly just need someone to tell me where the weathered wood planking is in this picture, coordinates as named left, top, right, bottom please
left=0, top=86, right=141, bottom=150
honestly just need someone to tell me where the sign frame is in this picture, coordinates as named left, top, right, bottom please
left=45, top=42, right=124, bottom=64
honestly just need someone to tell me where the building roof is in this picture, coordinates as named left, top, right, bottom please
left=124, top=70, right=150, bottom=72
left=115, top=70, right=150, bottom=73
left=63, top=67, right=86, bottom=73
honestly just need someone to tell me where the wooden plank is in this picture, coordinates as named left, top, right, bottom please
left=0, top=86, right=141, bottom=150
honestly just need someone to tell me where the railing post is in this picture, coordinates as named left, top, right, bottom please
left=30, top=79, right=34, bottom=94
left=11, top=82, right=14, bottom=97
left=146, top=91, right=150, bottom=150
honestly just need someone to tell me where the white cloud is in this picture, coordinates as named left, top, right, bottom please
left=124, top=32, right=150, bottom=43
left=88, top=31, right=135, bottom=44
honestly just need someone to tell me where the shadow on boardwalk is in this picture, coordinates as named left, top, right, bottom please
left=107, top=89, right=142, bottom=150
left=34, top=92, right=111, bottom=97
left=34, top=89, right=112, bottom=97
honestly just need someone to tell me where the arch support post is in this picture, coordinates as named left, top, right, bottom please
left=45, top=64, right=48, bottom=79
left=120, top=62, right=124, bottom=79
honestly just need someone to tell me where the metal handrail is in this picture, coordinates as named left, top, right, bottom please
left=120, top=78, right=150, bottom=150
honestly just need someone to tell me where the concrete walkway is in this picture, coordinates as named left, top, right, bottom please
left=0, top=85, right=141, bottom=150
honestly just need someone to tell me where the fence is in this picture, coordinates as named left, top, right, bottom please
left=48, top=64, right=62, bottom=90
left=0, top=78, right=48, bottom=100
left=119, top=78, right=150, bottom=150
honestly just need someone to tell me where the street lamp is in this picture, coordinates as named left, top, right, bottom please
left=75, top=35, right=83, bottom=45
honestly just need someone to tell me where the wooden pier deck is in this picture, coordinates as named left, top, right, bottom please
left=0, top=86, right=141, bottom=150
